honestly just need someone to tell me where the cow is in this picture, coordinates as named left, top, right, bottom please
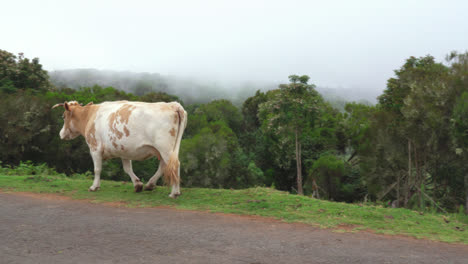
left=52, top=100, right=187, bottom=198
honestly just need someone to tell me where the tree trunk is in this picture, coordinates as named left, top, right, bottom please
left=414, top=146, right=423, bottom=210
left=466, top=193, right=468, bottom=215
left=312, top=179, right=320, bottom=199
left=465, top=174, right=468, bottom=215
left=405, top=139, right=411, bottom=207
left=295, top=128, right=303, bottom=195
left=396, top=172, right=400, bottom=208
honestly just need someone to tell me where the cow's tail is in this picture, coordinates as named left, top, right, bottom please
left=163, top=104, right=187, bottom=186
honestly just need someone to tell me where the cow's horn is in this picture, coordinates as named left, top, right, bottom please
left=52, top=103, right=64, bottom=109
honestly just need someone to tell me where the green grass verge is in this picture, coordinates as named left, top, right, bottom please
left=1, top=174, right=467, bottom=244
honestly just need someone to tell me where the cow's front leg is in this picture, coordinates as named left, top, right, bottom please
left=89, top=152, right=102, bottom=191
left=122, top=159, right=143, bottom=192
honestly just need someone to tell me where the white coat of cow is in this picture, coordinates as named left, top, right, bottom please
left=52, top=100, right=187, bottom=198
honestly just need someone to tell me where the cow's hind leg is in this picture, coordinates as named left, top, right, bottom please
left=169, top=165, right=181, bottom=198
left=122, top=159, right=143, bottom=192
left=89, top=152, right=102, bottom=191
left=144, top=162, right=164, bottom=191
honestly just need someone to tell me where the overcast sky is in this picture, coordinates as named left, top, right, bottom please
left=2, top=0, right=467, bottom=97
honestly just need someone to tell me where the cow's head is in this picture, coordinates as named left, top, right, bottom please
left=52, top=101, right=83, bottom=140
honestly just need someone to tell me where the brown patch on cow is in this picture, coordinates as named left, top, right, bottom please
left=108, top=104, right=136, bottom=140
left=108, top=112, right=122, bottom=139
left=120, top=145, right=125, bottom=150
left=118, top=104, right=136, bottom=124
left=86, top=122, right=98, bottom=151
left=66, top=103, right=100, bottom=151
left=102, top=145, right=108, bottom=159
left=169, top=127, right=176, bottom=137
left=173, top=113, right=179, bottom=124
left=112, top=142, right=118, bottom=149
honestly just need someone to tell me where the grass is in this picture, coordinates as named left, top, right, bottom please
left=0, top=174, right=467, bottom=244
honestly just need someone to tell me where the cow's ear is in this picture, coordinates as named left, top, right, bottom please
left=64, top=102, right=70, bottom=111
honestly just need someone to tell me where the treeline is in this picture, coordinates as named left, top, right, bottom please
left=49, top=69, right=376, bottom=108
left=1, top=49, right=467, bottom=213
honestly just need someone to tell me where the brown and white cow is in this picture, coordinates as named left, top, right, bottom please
left=52, top=100, right=187, bottom=198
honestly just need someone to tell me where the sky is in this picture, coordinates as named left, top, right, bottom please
left=2, top=0, right=467, bottom=98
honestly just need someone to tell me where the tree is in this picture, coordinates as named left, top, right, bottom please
left=453, top=93, right=468, bottom=214
left=399, top=57, right=452, bottom=208
left=139, top=91, right=180, bottom=104
left=450, top=52, right=468, bottom=214
left=242, top=90, right=267, bottom=133
left=0, top=50, right=52, bottom=92
left=193, top=99, right=243, bottom=135
left=180, top=120, right=263, bottom=188
left=259, top=75, right=322, bottom=195
left=307, top=154, right=344, bottom=200
left=343, top=102, right=375, bottom=161
left=356, top=54, right=468, bottom=211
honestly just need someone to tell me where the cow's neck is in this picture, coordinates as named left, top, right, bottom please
left=72, top=106, right=94, bottom=136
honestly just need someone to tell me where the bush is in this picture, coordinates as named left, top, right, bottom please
left=0, top=161, right=65, bottom=177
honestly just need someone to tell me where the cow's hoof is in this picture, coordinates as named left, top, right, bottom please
left=143, top=185, right=154, bottom=191
left=168, top=192, right=181, bottom=199
left=134, top=182, right=143, bottom=193
left=89, top=186, right=100, bottom=192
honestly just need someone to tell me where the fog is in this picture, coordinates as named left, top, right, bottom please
left=49, top=69, right=378, bottom=105
left=3, top=0, right=468, bottom=102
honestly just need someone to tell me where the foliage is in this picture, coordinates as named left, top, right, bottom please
left=258, top=75, right=323, bottom=194
left=452, top=93, right=468, bottom=152
left=0, top=161, right=64, bottom=177
left=305, top=154, right=366, bottom=202
left=259, top=75, right=321, bottom=140
left=0, top=49, right=52, bottom=92
left=452, top=91, right=468, bottom=214
left=242, top=90, right=268, bottom=132
left=180, top=120, right=263, bottom=188
left=308, top=154, right=344, bottom=199
left=192, top=99, right=243, bottom=135
left=352, top=54, right=468, bottom=213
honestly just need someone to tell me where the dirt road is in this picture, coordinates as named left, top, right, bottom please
left=1, top=192, right=467, bottom=264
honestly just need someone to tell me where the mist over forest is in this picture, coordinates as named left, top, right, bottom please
left=49, top=69, right=376, bottom=107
